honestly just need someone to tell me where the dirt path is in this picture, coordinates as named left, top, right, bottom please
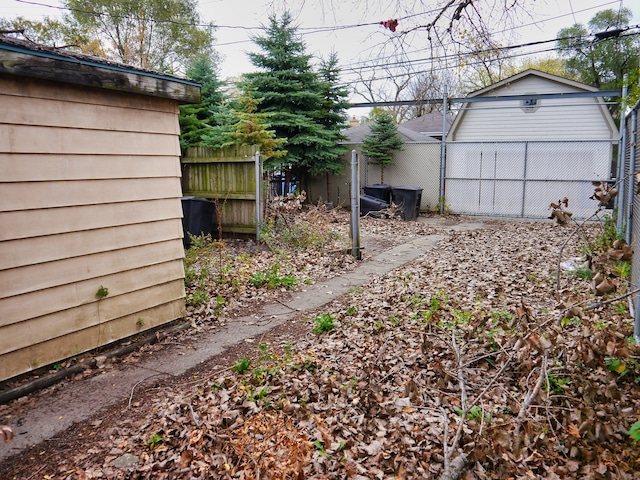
left=1, top=217, right=479, bottom=474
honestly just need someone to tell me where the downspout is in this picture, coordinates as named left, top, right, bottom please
left=440, top=86, right=448, bottom=214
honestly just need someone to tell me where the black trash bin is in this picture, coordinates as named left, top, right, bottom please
left=363, top=184, right=392, bottom=203
left=181, top=196, right=216, bottom=247
left=360, top=194, right=390, bottom=216
left=391, top=186, right=423, bottom=221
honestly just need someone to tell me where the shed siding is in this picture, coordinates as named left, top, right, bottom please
left=0, top=75, right=185, bottom=380
left=452, top=76, right=614, bottom=141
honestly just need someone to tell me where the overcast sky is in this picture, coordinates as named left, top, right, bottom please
left=1, top=0, right=637, bottom=101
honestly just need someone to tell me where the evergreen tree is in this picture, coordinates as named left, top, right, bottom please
left=361, top=111, right=404, bottom=184
left=178, top=54, right=225, bottom=151
left=203, top=92, right=287, bottom=160
left=243, top=12, right=337, bottom=191
left=314, top=52, right=351, bottom=199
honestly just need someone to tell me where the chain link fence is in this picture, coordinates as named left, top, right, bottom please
left=445, top=140, right=613, bottom=218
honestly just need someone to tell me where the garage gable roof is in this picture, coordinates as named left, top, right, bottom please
left=448, top=69, right=618, bottom=140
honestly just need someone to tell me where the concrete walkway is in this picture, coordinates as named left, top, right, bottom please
left=0, top=221, right=486, bottom=462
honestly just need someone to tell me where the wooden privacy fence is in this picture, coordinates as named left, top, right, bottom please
left=181, top=146, right=263, bottom=237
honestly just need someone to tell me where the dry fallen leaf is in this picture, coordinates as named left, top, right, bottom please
left=1, top=425, right=14, bottom=443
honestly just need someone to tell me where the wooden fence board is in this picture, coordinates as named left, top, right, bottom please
left=181, top=146, right=263, bottom=236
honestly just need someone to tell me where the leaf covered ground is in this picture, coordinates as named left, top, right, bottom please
left=2, top=204, right=640, bottom=479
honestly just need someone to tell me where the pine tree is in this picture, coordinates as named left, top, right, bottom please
left=243, top=11, right=338, bottom=192
left=313, top=52, right=350, bottom=199
left=361, top=111, right=404, bottom=184
left=203, top=92, right=287, bottom=160
left=178, top=54, right=225, bottom=150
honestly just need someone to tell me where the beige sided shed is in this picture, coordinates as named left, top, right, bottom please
left=0, top=36, right=200, bottom=382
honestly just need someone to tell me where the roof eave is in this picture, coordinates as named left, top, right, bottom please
left=0, top=41, right=201, bottom=104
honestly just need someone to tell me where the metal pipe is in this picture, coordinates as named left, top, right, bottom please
left=255, top=151, right=261, bottom=242
left=350, top=150, right=361, bottom=259
left=626, top=109, right=637, bottom=245
left=615, top=77, right=628, bottom=233
left=440, top=85, right=448, bottom=214
left=521, top=142, right=528, bottom=217
left=629, top=108, right=640, bottom=345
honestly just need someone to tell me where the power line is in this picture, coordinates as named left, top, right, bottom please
left=338, top=27, right=639, bottom=81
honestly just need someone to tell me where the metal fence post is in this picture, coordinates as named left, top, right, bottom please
left=616, top=77, right=628, bottom=233
left=351, top=150, right=361, bottom=260
left=440, top=85, right=448, bottom=214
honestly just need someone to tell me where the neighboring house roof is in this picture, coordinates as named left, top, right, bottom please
left=341, top=122, right=438, bottom=144
left=400, top=112, right=455, bottom=137
left=448, top=69, right=618, bottom=140
left=0, top=35, right=200, bottom=103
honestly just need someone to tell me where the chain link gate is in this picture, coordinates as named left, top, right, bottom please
left=445, top=140, right=613, bottom=218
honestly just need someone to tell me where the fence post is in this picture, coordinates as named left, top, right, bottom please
left=616, top=76, right=628, bottom=233
left=440, top=85, right=448, bottom=214
left=255, top=151, right=261, bottom=242
left=351, top=150, right=361, bottom=260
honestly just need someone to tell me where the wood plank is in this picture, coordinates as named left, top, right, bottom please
left=0, top=48, right=200, bottom=104
left=181, top=157, right=256, bottom=164
left=181, top=190, right=257, bottom=200
left=0, top=199, right=183, bottom=241
left=184, top=145, right=257, bottom=159
left=0, top=154, right=181, bottom=182
left=0, top=280, right=185, bottom=355
left=0, top=260, right=184, bottom=327
left=0, top=239, right=184, bottom=299
left=0, top=75, right=178, bottom=113
left=1, top=177, right=182, bottom=212
left=0, top=299, right=184, bottom=382
left=0, top=93, right=179, bottom=134
left=0, top=124, right=180, bottom=155
left=0, top=219, right=183, bottom=270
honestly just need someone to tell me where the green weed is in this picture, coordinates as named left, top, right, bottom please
left=627, top=421, right=640, bottom=443
left=613, top=302, right=627, bottom=316
left=232, top=356, right=252, bottom=374
left=313, top=313, right=336, bottom=334
left=454, top=405, right=490, bottom=422
left=345, top=306, right=357, bottom=316
left=95, top=285, right=109, bottom=299
left=572, top=267, right=593, bottom=280
left=146, top=433, right=163, bottom=450
left=186, top=289, right=209, bottom=306
left=543, top=374, right=570, bottom=394
left=250, top=267, right=299, bottom=289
